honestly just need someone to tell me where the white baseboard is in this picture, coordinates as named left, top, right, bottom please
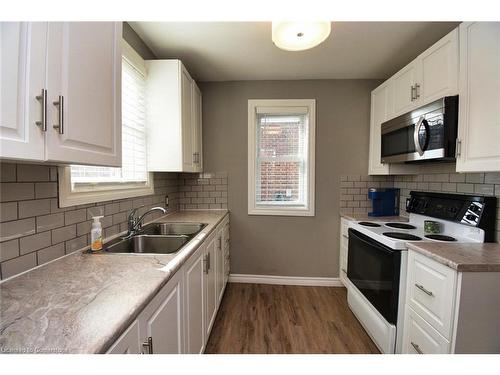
left=228, top=273, right=343, bottom=287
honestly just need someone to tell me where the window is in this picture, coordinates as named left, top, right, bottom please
left=58, top=40, right=153, bottom=207
left=248, top=99, right=315, bottom=216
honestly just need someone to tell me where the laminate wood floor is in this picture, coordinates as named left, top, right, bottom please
left=205, top=283, right=380, bottom=354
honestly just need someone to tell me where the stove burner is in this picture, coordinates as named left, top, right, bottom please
left=425, top=234, right=457, bottom=242
left=358, top=222, right=381, bottom=227
left=385, top=223, right=417, bottom=230
left=383, top=232, right=422, bottom=240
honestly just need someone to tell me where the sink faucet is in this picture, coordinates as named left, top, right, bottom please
left=126, top=206, right=167, bottom=237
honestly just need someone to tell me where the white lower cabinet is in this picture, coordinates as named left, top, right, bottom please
left=184, top=243, right=206, bottom=354
left=339, top=218, right=350, bottom=286
left=204, top=233, right=218, bottom=338
left=403, top=307, right=450, bottom=354
left=402, top=249, right=500, bottom=354
left=139, top=270, right=184, bottom=354
left=107, top=216, right=230, bottom=354
left=107, top=320, right=141, bottom=354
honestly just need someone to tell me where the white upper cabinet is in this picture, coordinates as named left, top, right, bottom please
left=45, top=22, right=122, bottom=166
left=0, top=22, right=47, bottom=161
left=0, top=22, right=122, bottom=167
left=390, top=28, right=459, bottom=118
left=456, top=22, right=500, bottom=172
left=192, top=82, right=203, bottom=171
left=368, top=82, right=391, bottom=175
left=419, top=28, right=459, bottom=104
left=146, top=59, right=203, bottom=172
left=392, top=61, right=419, bottom=115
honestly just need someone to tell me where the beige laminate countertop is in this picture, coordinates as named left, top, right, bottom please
left=0, top=210, right=228, bottom=354
left=340, top=212, right=409, bottom=222
left=407, top=242, right=500, bottom=272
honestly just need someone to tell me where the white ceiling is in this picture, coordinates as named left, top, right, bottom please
left=129, top=22, right=459, bottom=82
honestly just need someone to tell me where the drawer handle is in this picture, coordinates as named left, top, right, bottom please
left=411, top=341, right=423, bottom=354
left=415, top=283, right=434, bottom=297
left=341, top=268, right=347, bottom=273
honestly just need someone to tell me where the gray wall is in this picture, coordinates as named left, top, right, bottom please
left=123, top=22, right=156, bottom=60
left=199, top=80, right=381, bottom=277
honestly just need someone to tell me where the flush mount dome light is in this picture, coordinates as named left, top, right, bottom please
left=272, top=21, right=331, bottom=51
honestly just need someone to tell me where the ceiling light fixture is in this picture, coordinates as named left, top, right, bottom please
left=272, top=21, right=331, bottom=51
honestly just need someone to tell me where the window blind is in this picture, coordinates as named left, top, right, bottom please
left=70, top=58, right=148, bottom=185
left=255, top=113, right=309, bottom=206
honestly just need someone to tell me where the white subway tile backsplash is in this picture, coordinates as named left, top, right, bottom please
left=51, top=225, right=77, bottom=244
left=35, top=182, right=58, bottom=199
left=18, top=199, right=51, bottom=218
left=0, top=183, right=35, bottom=202
left=0, top=163, right=17, bottom=182
left=19, top=231, right=52, bottom=255
left=0, top=202, right=17, bottom=222
left=36, top=213, right=65, bottom=232
left=37, top=243, right=65, bottom=265
left=1, top=252, right=36, bottom=279
left=0, top=239, right=19, bottom=262
left=16, top=164, right=50, bottom=182
left=0, top=218, right=36, bottom=242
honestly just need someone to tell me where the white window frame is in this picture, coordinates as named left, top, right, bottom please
left=248, top=99, right=315, bottom=216
left=58, top=40, right=154, bottom=208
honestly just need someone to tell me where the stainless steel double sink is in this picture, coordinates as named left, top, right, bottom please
left=103, top=222, right=207, bottom=255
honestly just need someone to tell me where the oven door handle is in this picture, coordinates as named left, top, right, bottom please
left=348, top=228, right=395, bottom=255
left=413, top=116, right=428, bottom=156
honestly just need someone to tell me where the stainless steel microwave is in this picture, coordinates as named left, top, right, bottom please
left=380, top=96, right=458, bottom=163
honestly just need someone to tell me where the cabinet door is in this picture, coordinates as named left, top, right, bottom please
left=0, top=22, right=46, bottom=161
left=184, top=245, right=206, bottom=354
left=139, top=271, right=184, bottom=354
left=45, top=22, right=122, bottom=166
left=456, top=22, right=500, bottom=172
left=204, top=236, right=217, bottom=338
left=181, top=66, right=194, bottom=171
left=107, top=320, right=141, bottom=354
left=192, top=81, right=203, bottom=172
left=368, top=82, right=390, bottom=175
left=419, top=28, right=459, bottom=104
left=216, top=227, right=224, bottom=305
left=392, top=61, right=418, bottom=115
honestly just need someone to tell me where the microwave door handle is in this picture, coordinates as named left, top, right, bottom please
left=414, top=116, right=425, bottom=156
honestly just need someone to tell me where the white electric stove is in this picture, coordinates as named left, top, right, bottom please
left=344, top=191, right=496, bottom=354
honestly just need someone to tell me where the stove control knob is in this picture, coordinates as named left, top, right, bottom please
left=466, top=214, right=477, bottom=221
left=469, top=204, right=481, bottom=214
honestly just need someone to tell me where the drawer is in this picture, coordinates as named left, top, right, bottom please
left=403, top=307, right=450, bottom=354
left=406, top=250, right=457, bottom=339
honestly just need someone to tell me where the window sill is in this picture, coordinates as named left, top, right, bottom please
left=58, top=166, right=154, bottom=208
left=248, top=206, right=315, bottom=217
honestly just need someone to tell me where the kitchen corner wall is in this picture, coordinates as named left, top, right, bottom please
left=199, top=79, right=381, bottom=278
left=340, top=172, right=500, bottom=243
left=0, top=162, right=179, bottom=280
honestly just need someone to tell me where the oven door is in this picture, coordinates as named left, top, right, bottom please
left=347, top=228, right=401, bottom=324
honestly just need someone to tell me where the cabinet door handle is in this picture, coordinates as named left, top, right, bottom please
left=455, top=139, right=462, bottom=158
left=415, top=83, right=421, bottom=99
left=142, top=336, right=153, bottom=354
left=207, top=252, right=211, bottom=271
left=410, top=85, right=416, bottom=101
left=415, top=283, right=434, bottom=297
left=53, top=95, right=64, bottom=134
left=341, top=268, right=347, bottom=273
left=411, top=341, right=423, bottom=354
left=35, top=89, right=47, bottom=131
